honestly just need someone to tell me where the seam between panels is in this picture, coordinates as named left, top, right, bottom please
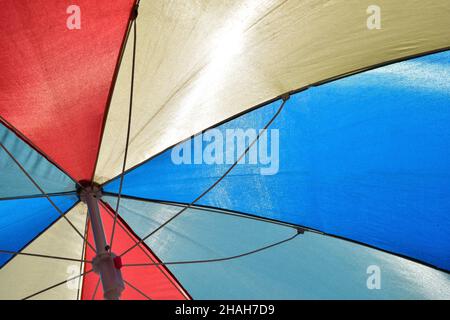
left=0, top=115, right=80, bottom=188
left=102, top=194, right=450, bottom=275
left=90, top=0, right=139, bottom=182
left=99, top=200, right=192, bottom=300
left=100, top=46, right=450, bottom=187
left=0, top=200, right=81, bottom=271
left=102, top=192, right=308, bottom=231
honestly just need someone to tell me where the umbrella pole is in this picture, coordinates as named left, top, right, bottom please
left=79, top=183, right=124, bottom=300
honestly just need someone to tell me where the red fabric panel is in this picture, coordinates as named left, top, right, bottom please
left=81, top=202, right=190, bottom=300
left=0, top=1, right=134, bottom=181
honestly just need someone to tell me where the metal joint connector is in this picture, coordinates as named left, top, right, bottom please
left=77, top=181, right=103, bottom=203
left=280, top=93, right=290, bottom=102
left=131, top=4, right=139, bottom=20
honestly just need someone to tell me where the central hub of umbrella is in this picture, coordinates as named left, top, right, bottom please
left=78, top=181, right=125, bottom=300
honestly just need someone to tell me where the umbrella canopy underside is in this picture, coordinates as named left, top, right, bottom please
left=0, top=0, right=449, bottom=299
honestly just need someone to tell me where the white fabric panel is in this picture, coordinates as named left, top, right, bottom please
left=0, top=203, right=87, bottom=300
left=95, top=0, right=450, bottom=182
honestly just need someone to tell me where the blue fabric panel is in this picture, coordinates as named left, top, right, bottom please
left=105, top=101, right=281, bottom=201
left=105, top=196, right=450, bottom=299
left=0, top=195, right=78, bottom=266
left=104, top=51, right=450, bottom=271
left=104, top=99, right=281, bottom=201
left=0, top=123, right=76, bottom=199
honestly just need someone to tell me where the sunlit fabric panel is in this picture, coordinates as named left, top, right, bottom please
left=95, top=0, right=450, bottom=182
left=104, top=196, right=450, bottom=299
left=0, top=0, right=135, bottom=181
left=81, top=202, right=189, bottom=300
left=104, top=51, right=450, bottom=271
left=0, top=204, right=87, bottom=300
left=0, top=195, right=78, bottom=267
left=0, top=122, right=76, bottom=199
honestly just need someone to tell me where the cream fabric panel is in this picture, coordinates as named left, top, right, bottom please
left=95, top=0, right=450, bottom=182
left=0, top=203, right=87, bottom=300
